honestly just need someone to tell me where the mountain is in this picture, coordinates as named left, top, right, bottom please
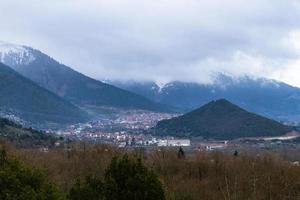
left=0, top=41, right=167, bottom=113
left=0, top=117, right=57, bottom=148
left=111, top=75, right=300, bottom=122
left=0, top=62, right=88, bottom=127
left=153, top=99, right=294, bottom=140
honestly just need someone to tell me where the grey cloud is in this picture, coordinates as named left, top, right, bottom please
left=0, top=0, right=300, bottom=85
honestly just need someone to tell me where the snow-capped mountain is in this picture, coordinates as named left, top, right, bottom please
left=0, top=62, right=88, bottom=127
left=0, top=41, right=167, bottom=113
left=2, top=41, right=300, bottom=123
left=0, top=41, right=35, bottom=66
left=111, top=75, right=300, bottom=123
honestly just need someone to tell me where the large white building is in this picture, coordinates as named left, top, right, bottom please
left=157, top=139, right=191, bottom=147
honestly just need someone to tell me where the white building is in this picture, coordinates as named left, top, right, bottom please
left=157, top=139, right=191, bottom=147
left=205, top=144, right=225, bottom=151
left=157, top=139, right=168, bottom=147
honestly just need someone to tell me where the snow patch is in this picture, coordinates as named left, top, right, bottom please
left=0, top=41, right=35, bottom=65
left=156, top=82, right=168, bottom=93
left=259, top=78, right=281, bottom=88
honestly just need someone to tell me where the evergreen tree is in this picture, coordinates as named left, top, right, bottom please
left=69, top=176, right=104, bottom=200
left=178, top=147, right=185, bottom=159
left=234, top=150, right=239, bottom=157
left=0, top=148, right=64, bottom=200
left=104, top=154, right=165, bottom=200
left=69, top=154, right=165, bottom=200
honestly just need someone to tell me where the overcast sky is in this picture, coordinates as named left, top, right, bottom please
left=1, top=0, right=300, bottom=86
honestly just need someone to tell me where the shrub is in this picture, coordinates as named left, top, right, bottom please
left=0, top=148, right=64, bottom=200
left=69, top=176, right=104, bottom=200
left=69, top=154, right=165, bottom=200
left=104, top=155, right=165, bottom=200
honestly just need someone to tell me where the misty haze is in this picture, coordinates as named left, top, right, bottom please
left=0, top=1, right=300, bottom=200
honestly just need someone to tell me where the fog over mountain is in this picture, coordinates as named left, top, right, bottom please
left=0, top=41, right=168, bottom=113
left=1, top=0, right=300, bottom=87
left=2, top=40, right=300, bottom=124
left=110, top=75, right=300, bottom=122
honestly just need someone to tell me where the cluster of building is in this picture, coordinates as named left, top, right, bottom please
left=54, top=110, right=300, bottom=151
left=87, top=111, right=178, bottom=131
left=56, top=111, right=180, bottom=144
left=57, top=127, right=192, bottom=148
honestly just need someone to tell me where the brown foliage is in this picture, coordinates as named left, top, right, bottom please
left=2, top=141, right=300, bottom=200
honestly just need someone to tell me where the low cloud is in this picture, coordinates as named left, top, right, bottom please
left=1, top=0, right=300, bottom=86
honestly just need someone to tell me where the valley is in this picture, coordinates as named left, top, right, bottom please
left=1, top=41, right=300, bottom=152
left=2, top=2, right=300, bottom=199
left=50, top=103, right=300, bottom=153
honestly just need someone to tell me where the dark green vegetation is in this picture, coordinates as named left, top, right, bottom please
left=1, top=144, right=165, bottom=200
left=0, top=149, right=63, bottom=200
left=154, top=99, right=293, bottom=139
left=0, top=118, right=57, bottom=148
left=69, top=155, right=165, bottom=200
left=0, top=63, right=88, bottom=126
left=5, top=47, right=167, bottom=112
left=2, top=143, right=300, bottom=200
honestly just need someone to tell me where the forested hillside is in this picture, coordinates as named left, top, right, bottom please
left=0, top=118, right=57, bottom=147
left=0, top=62, right=88, bottom=126
left=154, top=99, right=293, bottom=139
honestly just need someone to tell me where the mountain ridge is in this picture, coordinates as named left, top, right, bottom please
left=0, top=41, right=168, bottom=113
left=0, top=62, right=89, bottom=127
left=110, top=75, right=300, bottom=122
left=153, top=99, right=294, bottom=140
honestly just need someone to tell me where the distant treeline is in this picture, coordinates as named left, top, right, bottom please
left=0, top=118, right=57, bottom=148
left=1, top=141, right=300, bottom=200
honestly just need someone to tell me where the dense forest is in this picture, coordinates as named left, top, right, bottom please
left=154, top=99, right=293, bottom=139
left=0, top=63, right=88, bottom=126
left=1, top=140, right=300, bottom=200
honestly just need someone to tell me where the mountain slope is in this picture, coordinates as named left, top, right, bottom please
left=0, top=62, right=88, bottom=126
left=111, top=75, right=300, bottom=122
left=0, top=118, right=56, bottom=147
left=153, top=99, right=293, bottom=139
left=0, top=41, right=167, bottom=112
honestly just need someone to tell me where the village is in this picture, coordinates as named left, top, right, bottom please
left=51, top=111, right=300, bottom=153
